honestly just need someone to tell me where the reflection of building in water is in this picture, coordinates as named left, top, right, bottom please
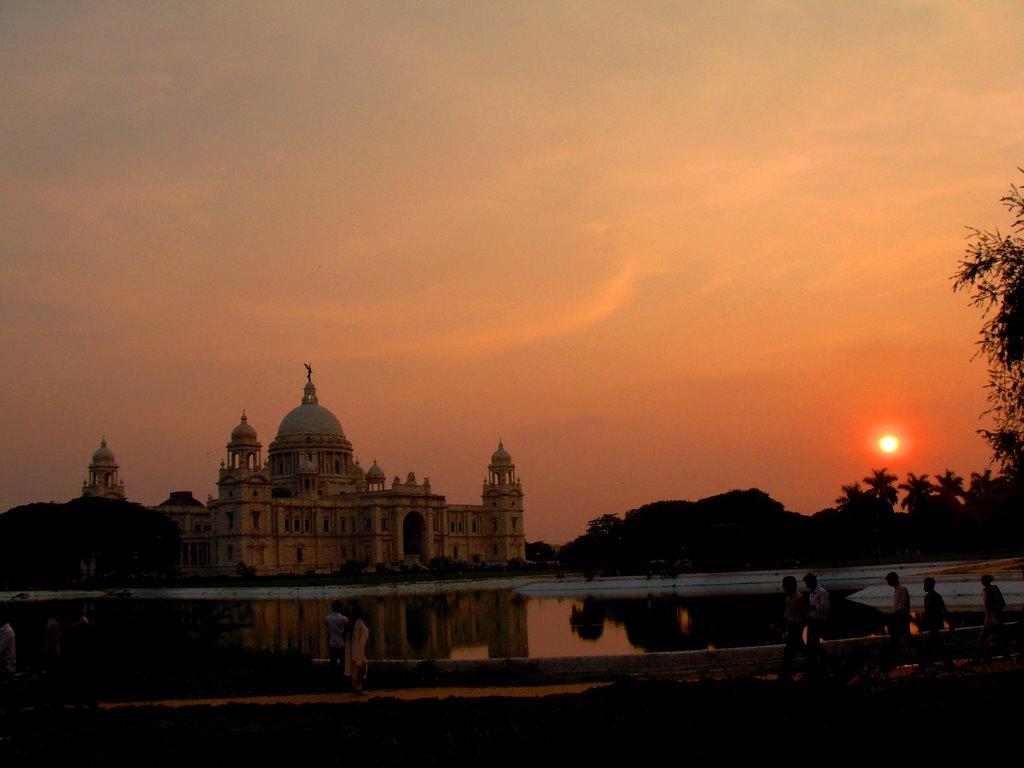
left=570, top=599, right=607, bottom=641
left=231, top=591, right=529, bottom=660
left=88, top=371, right=526, bottom=575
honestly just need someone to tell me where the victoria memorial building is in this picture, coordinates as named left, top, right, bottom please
left=83, top=373, right=526, bottom=576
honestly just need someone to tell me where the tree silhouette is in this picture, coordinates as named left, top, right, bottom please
left=953, top=170, right=1024, bottom=475
left=835, top=482, right=868, bottom=513
left=863, top=467, right=899, bottom=508
left=899, top=473, right=934, bottom=515
left=934, top=469, right=965, bottom=502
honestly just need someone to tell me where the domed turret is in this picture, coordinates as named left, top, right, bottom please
left=231, top=411, right=258, bottom=443
left=92, top=437, right=117, bottom=466
left=83, top=437, right=125, bottom=500
left=491, top=440, right=512, bottom=465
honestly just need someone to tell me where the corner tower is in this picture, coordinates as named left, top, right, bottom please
left=481, top=440, right=525, bottom=561
left=82, top=437, right=126, bottom=500
left=215, top=411, right=271, bottom=571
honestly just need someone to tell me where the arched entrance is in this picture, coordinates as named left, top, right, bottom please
left=402, top=512, right=426, bottom=565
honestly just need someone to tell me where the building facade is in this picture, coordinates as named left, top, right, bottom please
left=149, top=374, right=525, bottom=576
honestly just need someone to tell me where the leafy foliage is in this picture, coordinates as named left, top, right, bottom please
left=953, top=171, right=1024, bottom=475
left=0, top=497, right=180, bottom=586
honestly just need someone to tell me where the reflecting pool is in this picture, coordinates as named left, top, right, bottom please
left=9, top=586, right=963, bottom=670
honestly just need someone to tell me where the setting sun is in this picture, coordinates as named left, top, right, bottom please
left=879, top=435, right=900, bottom=454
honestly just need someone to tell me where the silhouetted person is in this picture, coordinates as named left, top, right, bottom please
left=778, top=575, right=809, bottom=682
left=803, top=573, right=831, bottom=672
left=921, top=577, right=955, bottom=671
left=978, top=574, right=1006, bottom=653
left=325, top=600, right=348, bottom=685
left=63, top=604, right=97, bottom=710
left=885, top=571, right=919, bottom=658
left=0, top=609, right=17, bottom=740
left=344, top=604, right=369, bottom=695
left=42, top=613, right=63, bottom=712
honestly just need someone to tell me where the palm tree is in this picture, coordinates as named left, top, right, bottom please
left=934, top=470, right=965, bottom=502
left=864, top=468, right=899, bottom=508
left=898, top=472, right=934, bottom=515
left=835, top=482, right=867, bottom=513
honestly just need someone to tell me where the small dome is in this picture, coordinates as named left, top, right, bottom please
left=92, top=438, right=117, bottom=465
left=231, top=411, right=258, bottom=443
left=367, top=460, right=385, bottom=479
left=491, top=440, right=512, bottom=464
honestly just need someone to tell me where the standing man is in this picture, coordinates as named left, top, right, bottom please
left=803, top=573, right=830, bottom=670
left=885, top=571, right=919, bottom=656
left=778, top=575, right=809, bottom=682
left=0, top=608, right=16, bottom=741
left=325, top=600, right=348, bottom=686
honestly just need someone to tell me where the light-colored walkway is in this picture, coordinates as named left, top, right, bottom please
left=102, top=682, right=610, bottom=708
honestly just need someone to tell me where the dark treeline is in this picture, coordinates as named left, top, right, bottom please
left=0, top=497, right=180, bottom=587
left=555, top=470, right=1024, bottom=574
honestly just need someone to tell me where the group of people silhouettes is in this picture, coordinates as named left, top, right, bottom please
left=778, top=573, right=831, bottom=682
left=779, top=569, right=1013, bottom=681
left=0, top=602, right=96, bottom=741
left=325, top=601, right=370, bottom=695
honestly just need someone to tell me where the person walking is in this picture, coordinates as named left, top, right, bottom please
left=803, top=573, right=830, bottom=673
left=977, top=574, right=1006, bottom=654
left=344, top=605, right=370, bottom=696
left=921, top=577, right=955, bottom=671
left=778, top=575, right=809, bottom=682
left=324, top=601, right=348, bottom=686
left=885, top=571, right=919, bottom=661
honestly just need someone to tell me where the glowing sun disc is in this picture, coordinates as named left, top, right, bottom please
left=879, top=435, right=899, bottom=453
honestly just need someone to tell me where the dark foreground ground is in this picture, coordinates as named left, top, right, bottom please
left=3, top=659, right=1023, bottom=766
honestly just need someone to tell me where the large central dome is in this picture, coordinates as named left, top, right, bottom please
left=276, top=380, right=344, bottom=438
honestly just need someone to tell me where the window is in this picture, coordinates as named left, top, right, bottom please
left=458, top=522, right=463, bottom=532
left=491, top=519, right=498, bottom=533
left=285, top=518, right=291, bottom=532
left=323, top=519, right=330, bottom=533
left=227, top=544, right=233, bottom=561
left=472, top=521, right=477, bottom=533
left=296, top=547, right=303, bottom=563
left=226, top=511, right=234, bottom=529
left=340, top=518, right=346, bottom=532
left=251, top=510, right=260, bottom=530
left=364, top=518, right=371, bottom=532
left=453, top=546, right=459, bottom=560
left=511, top=517, right=517, bottom=531
left=381, top=516, right=388, bottom=531
left=450, top=521, right=455, bottom=533
left=304, top=518, right=310, bottom=532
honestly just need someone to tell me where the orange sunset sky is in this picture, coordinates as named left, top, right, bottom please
left=2, top=2, right=1022, bottom=544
